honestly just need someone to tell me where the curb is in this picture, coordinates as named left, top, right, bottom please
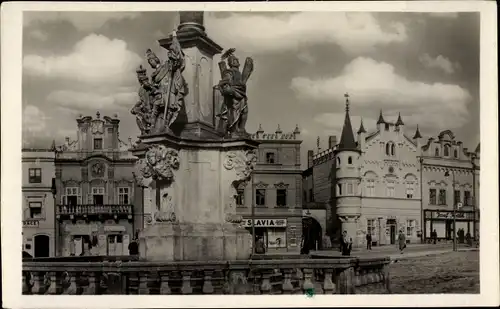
left=390, top=249, right=478, bottom=263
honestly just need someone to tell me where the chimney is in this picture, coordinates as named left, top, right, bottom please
left=307, top=150, right=314, bottom=168
left=328, top=136, right=337, bottom=149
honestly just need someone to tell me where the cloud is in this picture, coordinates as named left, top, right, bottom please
left=23, top=34, right=142, bottom=86
left=296, top=51, right=315, bottom=64
left=23, top=105, right=49, bottom=133
left=314, top=114, right=378, bottom=135
left=419, top=53, right=460, bottom=74
left=207, top=12, right=407, bottom=54
left=27, top=29, right=48, bottom=41
left=291, top=57, right=472, bottom=130
left=24, top=12, right=141, bottom=31
left=47, top=90, right=137, bottom=111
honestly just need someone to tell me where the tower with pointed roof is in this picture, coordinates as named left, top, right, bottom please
left=412, top=124, right=423, bottom=154
left=357, top=118, right=367, bottom=151
left=333, top=93, right=362, bottom=246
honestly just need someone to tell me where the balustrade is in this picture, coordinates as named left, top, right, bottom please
left=57, top=205, right=133, bottom=216
left=23, top=257, right=391, bottom=295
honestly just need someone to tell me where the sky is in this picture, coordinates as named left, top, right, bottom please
left=22, top=11, right=480, bottom=167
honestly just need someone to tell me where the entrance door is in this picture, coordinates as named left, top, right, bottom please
left=34, top=235, right=50, bottom=257
left=390, top=225, right=396, bottom=245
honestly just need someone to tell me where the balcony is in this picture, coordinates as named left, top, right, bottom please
left=56, top=204, right=133, bottom=221
left=22, top=256, right=391, bottom=294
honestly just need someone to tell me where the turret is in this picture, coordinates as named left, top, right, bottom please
left=256, top=124, right=264, bottom=139
left=395, top=112, right=404, bottom=135
left=412, top=125, right=423, bottom=155
left=357, top=118, right=366, bottom=152
left=377, top=110, right=385, bottom=135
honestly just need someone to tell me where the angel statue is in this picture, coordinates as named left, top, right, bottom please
left=142, top=30, right=187, bottom=134
left=216, top=48, right=254, bottom=138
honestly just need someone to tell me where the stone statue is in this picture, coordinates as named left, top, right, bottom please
left=133, top=30, right=187, bottom=135
left=133, top=145, right=180, bottom=185
left=217, top=48, right=254, bottom=138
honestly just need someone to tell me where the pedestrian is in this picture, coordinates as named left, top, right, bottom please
left=322, top=233, right=331, bottom=250
left=465, top=232, right=472, bottom=247
left=432, top=229, right=437, bottom=244
left=366, top=232, right=372, bottom=250
left=128, top=238, right=139, bottom=256
left=341, top=231, right=352, bottom=256
left=398, top=230, right=406, bottom=254
left=255, top=236, right=266, bottom=254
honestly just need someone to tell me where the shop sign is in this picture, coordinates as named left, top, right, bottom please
left=23, top=220, right=39, bottom=227
left=104, top=225, right=126, bottom=232
left=242, top=219, right=287, bottom=227
left=434, top=211, right=467, bottom=220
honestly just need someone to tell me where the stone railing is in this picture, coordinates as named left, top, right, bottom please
left=22, top=257, right=391, bottom=295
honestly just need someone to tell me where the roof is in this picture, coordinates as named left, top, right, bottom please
left=395, top=113, right=404, bottom=126
left=376, top=110, right=385, bottom=124
left=357, top=118, right=367, bottom=134
left=337, top=107, right=357, bottom=150
left=413, top=125, right=422, bottom=139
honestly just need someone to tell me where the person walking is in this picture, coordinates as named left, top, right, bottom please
left=128, top=238, right=139, bottom=256
left=432, top=229, right=437, bottom=244
left=341, top=231, right=352, bottom=256
left=398, top=230, right=406, bottom=254
left=255, top=236, right=266, bottom=254
left=366, top=232, right=372, bottom=250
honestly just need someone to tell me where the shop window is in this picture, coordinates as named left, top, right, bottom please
left=454, top=190, right=461, bottom=206
left=429, top=189, right=437, bottom=205
left=406, top=220, right=416, bottom=237
left=94, top=138, right=103, bottom=150
left=276, top=189, right=287, bottom=207
left=367, top=219, right=376, bottom=236
left=256, top=189, right=266, bottom=206
left=366, top=180, right=375, bottom=196
left=92, top=187, right=105, bottom=205
left=267, top=228, right=287, bottom=248
left=118, top=187, right=130, bottom=204
left=464, top=190, right=471, bottom=206
left=29, top=202, right=43, bottom=219
left=236, top=189, right=245, bottom=206
left=265, top=152, right=275, bottom=164
left=348, top=156, right=353, bottom=164
left=438, top=189, right=447, bottom=205
left=28, top=168, right=42, bottom=183
left=107, top=234, right=123, bottom=256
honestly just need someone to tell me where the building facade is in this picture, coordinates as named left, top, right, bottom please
left=54, top=112, right=141, bottom=256
left=236, top=125, right=303, bottom=254
left=420, top=130, right=480, bottom=242
left=22, top=149, right=56, bottom=257
left=306, top=96, right=480, bottom=248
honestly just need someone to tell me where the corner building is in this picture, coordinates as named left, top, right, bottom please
left=54, top=112, right=141, bottom=256
left=236, top=125, right=303, bottom=253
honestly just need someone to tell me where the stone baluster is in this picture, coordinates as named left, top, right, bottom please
left=202, top=270, right=214, bottom=294
left=62, top=271, right=78, bottom=295
left=23, top=271, right=32, bottom=294
left=313, top=270, right=324, bottom=294
left=260, top=269, right=273, bottom=294
left=281, top=268, right=294, bottom=294
left=383, top=264, right=391, bottom=293
left=45, top=271, right=59, bottom=295
left=181, top=271, right=193, bottom=294
left=336, top=267, right=354, bottom=294
left=159, top=272, right=171, bottom=295
left=82, top=272, right=98, bottom=295
left=368, top=268, right=375, bottom=284
left=31, top=271, right=45, bottom=295
left=301, top=268, right=314, bottom=294
left=128, top=272, right=139, bottom=294
left=225, top=270, right=249, bottom=294
left=323, top=269, right=336, bottom=294
left=138, top=273, right=149, bottom=295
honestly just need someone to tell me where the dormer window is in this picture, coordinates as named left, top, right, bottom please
left=444, top=145, right=450, bottom=157
left=454, top=149, right=458, bottom=158
left=265, top=152, right=275, bottom=164
left=435, top=148, right=440, bottom=157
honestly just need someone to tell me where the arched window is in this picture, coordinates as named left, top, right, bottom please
left=435, top=148, right=440, bottom=157
left=337, top=157, right=341, bottom=166
left=391, top=143, right=396, bottom=156
left=454, top=149, right=458, bottom=158
left=337, top=184, right=342, bottom=196
left=444, top=145, right=450, bottom=157
left=385, top=143, right=390, bottom=155
left=348, top=156, right=352, bottom=164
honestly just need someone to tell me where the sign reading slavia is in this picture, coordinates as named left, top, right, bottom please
left=242, top=219, right=287, bottom=227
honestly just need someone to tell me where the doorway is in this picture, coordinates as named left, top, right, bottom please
left=387, top=219, right=397, bottom=245
left=302, top=217, right=323, bottom=251
left=34, top=235, right=50, bottom=257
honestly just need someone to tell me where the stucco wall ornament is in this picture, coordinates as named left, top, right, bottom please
left=223, top=149, right=257, bottom=186
left=154, top=193, right=177, bottom=223
left=134, top=145, right=180, bottom=186
left=91, top=162, right=105, bottom=178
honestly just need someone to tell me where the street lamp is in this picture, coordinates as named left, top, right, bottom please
left=444, top=170, right=457, bottom=252
left=51, top=176, right=57, bottom=257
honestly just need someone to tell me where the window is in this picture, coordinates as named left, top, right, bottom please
left=454, top=149, right=458, bottom=158
left=347, top=183, right=354, bottom=195
left=406, top=182, right=415, bottom=199
left=265, top=152, right=275, bottom=164
left=63, top=187, right=81, bottom=205
left=366, top=180, right=375, bottom=197
left=29, top=202, right=43, bottom=219
left=256, top=189, right=266, bottom=206
left=438, top=189, right=447, bottom=205
left=391, top=143, right=396, bottom=156
left=385, top=123, right=390, bottom=131
left=28, top=168, right=42, bottom=183
left=429, top=188, right=437, bottom=205
left=92, top=187, right=105, bottom=205
left=337, top=184, right=342, bottom=196
left=337, top=157, right=341, bottom=166
left=236, top=189, right=245, bottom=206
left=454, top=190, right=461, bottom=206
left=94, top=138, right=103, bottom=150
left=435, top=148, right=440, bottom=157
left=464, top=190, right=471, bottom=206
left=348, top=156, right=353, bottom=164
left=385, top=143, right=390, bottom=155
left=308, top=188, right=314, bottom=202
left=444, top=145, right=450, bottom=157
left=406, top=220, right=416, bottom=237
left=386, top=182, right=395, bottom=197
left=367, top=219, right=375, bottom=236
left=276, top=189, right=287, bottom=207
left=303, top=190, right=307, bottom=203
left=118, top=187, right=130, bottom=204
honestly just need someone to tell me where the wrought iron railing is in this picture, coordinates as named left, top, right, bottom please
left=56, top=205, right=133, bottom=216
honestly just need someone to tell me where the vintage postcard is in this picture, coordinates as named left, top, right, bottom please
left=1, top=1, right=498, bottom=308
